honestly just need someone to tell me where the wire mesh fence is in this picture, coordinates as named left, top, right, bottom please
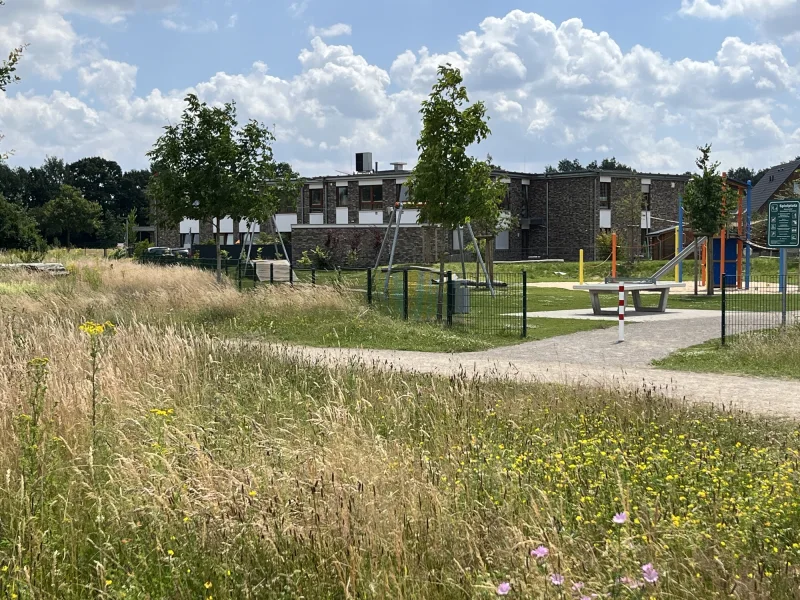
left=139, top=255, right=528, bottom=338
left=722, top=275, right=800, bottom=343
left=370, top=268, right=527, bottom=338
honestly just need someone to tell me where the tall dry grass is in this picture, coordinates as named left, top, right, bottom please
left=2, top=259, right=800, bottom=598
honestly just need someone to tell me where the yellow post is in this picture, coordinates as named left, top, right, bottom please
left=674, top=226, right=680, bottom=283
left=579, top=249, right=584, bottom=285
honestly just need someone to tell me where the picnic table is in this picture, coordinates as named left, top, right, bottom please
left=573, top=280, right=686, bottom=315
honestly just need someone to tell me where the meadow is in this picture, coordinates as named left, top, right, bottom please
left=2, top=258, right=800, bottom=598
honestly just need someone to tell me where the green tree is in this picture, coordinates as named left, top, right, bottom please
left=0, top=193, right=43, bottom=250
left=613, top=178, right=644, bottom=266
left=406, top=64, right=505, bottom=316
left=23, top=157, right=67, bottom=209
left=67, top=157, right=123, bottom=215
left=683, top=145, right=738, bottom=295
left=0, top=0, right=24, bottom=160
left=557, top=158, right=583, bottom=172
left=41, top=184, right=102, bottom=246
left=587, top=157, right=633, bottom=172
left=117, top=169, right=152, bottom=224
left=147, top=93, right=294, bottom=282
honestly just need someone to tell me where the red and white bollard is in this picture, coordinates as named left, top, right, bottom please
left=618, top=284, right=625, bottom=343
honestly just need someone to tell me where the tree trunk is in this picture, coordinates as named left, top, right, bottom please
left=215, top=218, right=223, bottom=284
left=706, top=236, right=714, bottom=296
left=66, top=230, right=71, bottom=247
left=436, top=252, right=446, bottom=323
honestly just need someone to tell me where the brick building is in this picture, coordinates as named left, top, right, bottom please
left=144, top=159, right=689, bottom=265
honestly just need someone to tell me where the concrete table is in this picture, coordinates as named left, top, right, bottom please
left=573, top=283, right=686, bottom=315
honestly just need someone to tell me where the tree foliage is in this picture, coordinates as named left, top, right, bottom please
left=408, top=65, right=504, bottom=231
left=683, top=145, right=738, bottom=295
left=67, top=157, right=123, bottom=214
left=0, top=193, right=43, bottom=251
left=613, top=178, right=644, bottom=264
left=1, top=0, right=24, bottom=160
left=147, top=93, right=296, bottom=280
left=587, top=157, right=633, bottom=172
left=40, top=185, right=102, bottom=246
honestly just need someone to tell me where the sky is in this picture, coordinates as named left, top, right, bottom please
left=1, top=0, right=799, bottom=176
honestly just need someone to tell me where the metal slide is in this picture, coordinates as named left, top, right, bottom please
left=651, top=237, right=707, bottom=281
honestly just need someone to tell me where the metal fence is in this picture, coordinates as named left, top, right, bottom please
left=371, top=269, right=527, bottom=338
left=721, top=276, right=800, bottom=343
left=139, top=255, right=528, bottom=338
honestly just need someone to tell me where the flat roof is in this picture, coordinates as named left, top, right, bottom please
left=300, top=168, right=691, bottom=183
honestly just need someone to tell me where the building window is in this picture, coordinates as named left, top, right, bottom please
left=337, top=187, right=348, bottom=207
left=396, top=183, right=409, bottom=205
left=794, top=181, right=800, bottom=195
left=360, top=185, right=383, bottom=210
left=310, top=188, right=324, bottom=212
left=217, top=233, right=234, bottom=246
left=181, top=233, right=199, bottom=247
left=599, top=182, right=611, bottom=209
left=641, top=184, right=651, bottom=212
left=521, top=184, right=530, bottom=218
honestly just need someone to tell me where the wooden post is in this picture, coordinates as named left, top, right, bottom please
left=737, top=186, right=744, bottom=289
left=611, top=232, right=617, bottom=278
left=579, top=249, right=585, bottom=285
left=701, top=243, right=707, bottom=288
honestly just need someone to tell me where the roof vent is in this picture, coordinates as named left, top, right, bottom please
left=391, top=162, right=407, bottom=171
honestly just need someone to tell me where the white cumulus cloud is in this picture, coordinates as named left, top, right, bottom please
left=308, top=23, right=352, bottom=38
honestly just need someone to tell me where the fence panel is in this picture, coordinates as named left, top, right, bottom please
left=140, top=255, right=528, bottom=338
left=370, top=268, right=527, bottom=338
left=722, top=275, right=800, bottom=342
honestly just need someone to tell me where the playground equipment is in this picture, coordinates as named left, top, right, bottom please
left=602, top=177, right=753, bottom=289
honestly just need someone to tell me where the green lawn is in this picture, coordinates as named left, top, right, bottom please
left=196, top=303, right=612, bottom=352
left=653, top=326, right=800, bottom=379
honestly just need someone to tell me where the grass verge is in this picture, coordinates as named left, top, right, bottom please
left=653, top=325, right=800, bottom=379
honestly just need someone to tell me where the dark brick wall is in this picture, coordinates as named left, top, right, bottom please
left=292, top=225, right=448, bottom=268
left=546, top=177, right=596, bottom=261
left=347, top=182, right=360, bottom=224
left=325, top=182, right=337, bottom=225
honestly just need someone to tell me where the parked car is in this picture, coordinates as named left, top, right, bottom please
left=145, top=247, right=173, bottom=256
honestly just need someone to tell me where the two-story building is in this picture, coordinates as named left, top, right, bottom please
left=143, top=154, right=690, bottom=266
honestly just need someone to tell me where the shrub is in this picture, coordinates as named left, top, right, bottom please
left=132, top=239, right=152, bottom=259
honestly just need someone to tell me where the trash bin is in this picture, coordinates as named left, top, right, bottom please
left=453, top=280, right=470, bottom=314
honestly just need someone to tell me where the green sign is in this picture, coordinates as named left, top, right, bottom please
left=767, top=200, right=800, bottom=248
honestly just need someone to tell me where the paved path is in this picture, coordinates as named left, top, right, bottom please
left=257, top=311, right=800, bottom=419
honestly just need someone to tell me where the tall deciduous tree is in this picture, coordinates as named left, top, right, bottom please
left=117, top=169, right=152, bottom=224
left=407, top=64, right=505, bottom=317
left=683, top=144, right=738, bottom=295
left=147, top=93, right=294, bottom=282
left=41, top=184, right=102, bottom=246
left=410, top=65, right=503, bottom=230
left=67, top=157, right=123, bottom=214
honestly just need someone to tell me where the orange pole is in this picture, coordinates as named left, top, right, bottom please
left=701, top=243, right=707, bottom=287
left=737, top=187, right=744, bottom=289
left=611, top=232, right=617, bottom=278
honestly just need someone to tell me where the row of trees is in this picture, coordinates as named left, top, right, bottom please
left=0, top=157, right=151, bottom=250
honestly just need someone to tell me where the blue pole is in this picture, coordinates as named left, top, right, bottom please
left=745, top=180, right=752, bottom=290
left=780, top=247, right=787, bottom=294
left=678, top=198, right=684, bottom=282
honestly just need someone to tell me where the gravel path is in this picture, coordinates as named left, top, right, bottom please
left=264, top=313, right=800, bottom=419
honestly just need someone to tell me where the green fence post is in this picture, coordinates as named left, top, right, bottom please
left=238, top=260, right=242, bottom=292
left=522, top=270, right=528, bottom=338
left=270, top=263, right=274, bottom=284
left=446, top=271, right=454, bottom=327
left=403, top=270, right=409, bottom=320
left=289, top=264, right=294, bottom=286
left=367, top=268, right=373, bottom=305
left=312, top=268, right=316, bottom=286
